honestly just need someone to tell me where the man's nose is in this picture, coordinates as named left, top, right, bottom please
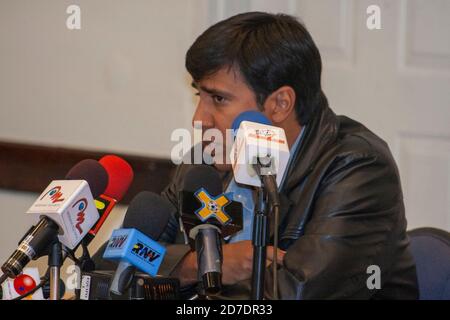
left=192, top=101, right=214, bottom=129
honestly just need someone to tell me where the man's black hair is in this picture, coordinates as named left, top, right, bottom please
left=185, top=11, right=328, bottom=125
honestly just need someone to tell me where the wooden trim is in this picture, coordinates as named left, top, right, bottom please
left=0, top=140, right=176, bottom=204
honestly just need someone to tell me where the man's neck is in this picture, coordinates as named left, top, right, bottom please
left=284, top=123, right=302, bottom=149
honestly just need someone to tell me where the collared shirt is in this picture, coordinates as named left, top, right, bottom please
left=227, top=126, right=306, bottom=242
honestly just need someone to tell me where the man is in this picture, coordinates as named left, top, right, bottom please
left=156, top=12, right=418, bottom=299
left=157, top=12, right=418, bottom=300
left=95, top=12, right=418, bottom=299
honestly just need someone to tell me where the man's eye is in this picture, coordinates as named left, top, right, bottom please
left=212, top=95, right=226, bottom=104
left=194, top=92, right=200, bottom=96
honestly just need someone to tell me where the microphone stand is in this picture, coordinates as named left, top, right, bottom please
left=251, top=156, right=280, bottom=300
left=251, top=185, right=269, bottom=300
left=48, top=239, right=62, bottom=300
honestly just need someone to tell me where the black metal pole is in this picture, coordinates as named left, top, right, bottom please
left=251, top=186, right=269, bottom=300
left=48, top=240, right=62, bottom=300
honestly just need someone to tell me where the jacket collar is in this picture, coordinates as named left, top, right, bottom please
left=270, top=104, right=340, bottom=239
left=282, top=104, right=340, bottom=193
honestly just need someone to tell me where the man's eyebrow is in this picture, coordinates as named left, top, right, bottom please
left=191, top=82, right=234, bottom=99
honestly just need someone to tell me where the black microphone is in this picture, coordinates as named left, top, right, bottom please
left=180, top=165, right=226, bottom=296
left=122, top=191, right=174, bottom=237
left=106, top=191, right=174, bottom=295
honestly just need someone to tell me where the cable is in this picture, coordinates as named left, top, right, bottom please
left=272, top=205, right=280, bottom=300
left=62, top=246, right=80, bottom=265
left=12, top=280, right=45, bottom=300
left=261, top=172, right=280, bottom=300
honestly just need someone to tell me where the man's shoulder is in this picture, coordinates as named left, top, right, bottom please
left=330, top=115, right=394, bottom=165
left=303, top=114, right=400, bottom=184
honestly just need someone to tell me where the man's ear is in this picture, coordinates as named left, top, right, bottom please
left=262, top=86, right=296, bottom=124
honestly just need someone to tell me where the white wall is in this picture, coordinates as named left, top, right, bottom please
left=0, top=0, right=201, bottom=157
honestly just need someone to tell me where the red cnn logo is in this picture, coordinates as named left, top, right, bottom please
left=72, top=198, right=87, bottom=234
left=41, top=186, right=65, bottom=203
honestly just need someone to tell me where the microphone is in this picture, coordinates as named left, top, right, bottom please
left=231, top=111, right=290, bottom=206
left=231, top=111, right=289, bottom=300
left=103, top=191, right=173, bottom=295
left=179, top=165, right=240, bottom=296
left=99, top=155, right=134, bottom=202
left=62, top=155, right=134, bottom=274
left=82, top=155, right=134, bottom=247
left=1, top=159, right=108, bottom=279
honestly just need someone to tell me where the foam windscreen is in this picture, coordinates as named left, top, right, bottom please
left=122, top=191, right=174, bottom=240
left=99, top=155, right=134, bottom=201
left=65, top=159, right=108, bottom=198
left=183, top=165, right=223, bottom=196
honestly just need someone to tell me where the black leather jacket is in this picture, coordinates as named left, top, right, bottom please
left=157, top=104, right=418, bottom=300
